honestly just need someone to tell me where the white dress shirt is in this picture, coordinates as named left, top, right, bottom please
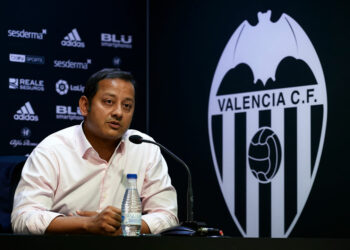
left=11, top=124, right=178, bottom=234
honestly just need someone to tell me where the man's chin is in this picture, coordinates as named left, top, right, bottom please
left=105, top=130, right=125, bottom=140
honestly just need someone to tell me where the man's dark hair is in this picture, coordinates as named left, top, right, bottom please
left=83, top=68, right=136, bottom=104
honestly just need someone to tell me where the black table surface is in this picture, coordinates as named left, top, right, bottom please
left=1, top=234, right=349, bottom=250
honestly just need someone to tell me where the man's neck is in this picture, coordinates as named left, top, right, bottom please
left=92, top=139, right=120, bottom=162
left=82, top=125, right=121, bottom=162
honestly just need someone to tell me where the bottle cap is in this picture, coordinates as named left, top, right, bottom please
left=126, top=173, right=137, bottom=179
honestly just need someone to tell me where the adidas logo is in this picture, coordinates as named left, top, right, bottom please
left=61, top=28, right=85, bottom=48
left=13, top=102, right=39, bottom=121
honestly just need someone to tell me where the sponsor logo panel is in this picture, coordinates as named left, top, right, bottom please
left=8, top=29, right=47, bottom=40
left=53, top=59, right=91, bottom=70
left=13, top=102, right=39, bottom=122
left=9, top=77, right=45, bottom=91
left=101, top=33, right=132, bottom=49
left=56, top=105, right=83, bottom=121
left=61, top=28, right=85, bottom=48
left=112, top=56, right=122, bottom=67
left=9, top=53, right=45, bottom=64
left=9, top=127, right=39, bottom=148
left=55, top=79, right=84, bottom=95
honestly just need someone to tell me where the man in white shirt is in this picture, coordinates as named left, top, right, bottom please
left=11, top=68, right=178, bottom=235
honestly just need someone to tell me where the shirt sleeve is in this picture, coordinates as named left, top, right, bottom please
left=11, top=146, right=63, bottom=234
left=140, top=149, right=179, bottom=234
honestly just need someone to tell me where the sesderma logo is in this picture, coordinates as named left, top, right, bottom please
left=13, top=102, right=39, bottom=121
left=8, top=29, right=47, bottom=40
left=61, top=28, right=85, bottom=48
left=53, top=59, right=91, bottom=70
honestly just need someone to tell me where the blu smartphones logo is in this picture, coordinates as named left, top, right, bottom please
left=101, top=33, right=132, bottom=49
left=207, top=11, right=327, bottom=238
left=56, top=105, right=83, bottom=121
left=8, top=28, right=47, bottom=40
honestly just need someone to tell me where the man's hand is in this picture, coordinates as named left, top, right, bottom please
left=46, top=206, right=122, bottom=235
left=77, top=206, right=122, bottom=236
left=46, top=206, right=150, bottom=235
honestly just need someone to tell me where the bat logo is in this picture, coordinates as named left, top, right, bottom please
left=208, top=10, right=328, bottom=238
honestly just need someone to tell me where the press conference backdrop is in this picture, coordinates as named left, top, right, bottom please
left=149, top=0, right=349, bottom=238
left=1, top=0, right=349, bottom=239
left=0, top=0, right=147, bottom=156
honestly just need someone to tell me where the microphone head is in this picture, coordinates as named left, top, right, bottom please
left=129, top=135, right=143, bottom=144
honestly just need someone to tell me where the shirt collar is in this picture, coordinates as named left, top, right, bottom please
left=76, top=122, right=127, bottom=159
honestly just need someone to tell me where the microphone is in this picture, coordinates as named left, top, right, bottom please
left=128, top=135, right=143, bottom=144
left=129, top=135, right=194, bottom=222
left=129, top=134, right=224, bottom=237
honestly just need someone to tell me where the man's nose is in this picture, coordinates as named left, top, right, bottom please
left=111, top=104, right=123, bottom=118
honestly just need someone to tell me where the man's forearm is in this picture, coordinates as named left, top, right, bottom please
left=45, top=216, right=92, bottom=234
left=46, top=214, right=150, bottom=235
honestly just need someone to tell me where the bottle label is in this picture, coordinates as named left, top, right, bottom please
left=122, top=212, right=141, bottom=226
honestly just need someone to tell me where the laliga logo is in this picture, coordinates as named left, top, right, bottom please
left=208, top=10, right=327, bottom=238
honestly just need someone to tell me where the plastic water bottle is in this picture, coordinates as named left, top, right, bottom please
left=121, top=173, right=142, bottom=236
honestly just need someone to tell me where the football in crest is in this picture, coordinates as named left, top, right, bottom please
left=248, top=127, right=282, bottom=183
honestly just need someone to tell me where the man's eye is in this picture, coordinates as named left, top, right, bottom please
left=123, top=103, right=132, bottom=109
left=104, top=100, right=112, bottom=104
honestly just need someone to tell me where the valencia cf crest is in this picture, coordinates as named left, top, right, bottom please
left=208, top=10, right=327, bottom=238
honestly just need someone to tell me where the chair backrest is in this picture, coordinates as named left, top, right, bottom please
left=0, top=156, right=26, bottom=233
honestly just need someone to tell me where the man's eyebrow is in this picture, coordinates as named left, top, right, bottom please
left=124, top=97, right=135, bottom=102
left=102, top=93, right=116, bottom=97
left=102, top=94, right=134, bottom=101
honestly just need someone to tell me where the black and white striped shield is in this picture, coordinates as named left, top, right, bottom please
left=208, top=10, right=327, bottom=238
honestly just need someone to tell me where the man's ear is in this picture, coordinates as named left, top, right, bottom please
left=79, top=96, right=89, bottom=117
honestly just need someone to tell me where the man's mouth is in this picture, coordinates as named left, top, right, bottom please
left=108, top=121, right=121, bottom=129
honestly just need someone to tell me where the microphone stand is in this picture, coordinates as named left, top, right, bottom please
left=141, top=139, right=194, bottom=223
left=129, top=135, right=223, bottom=236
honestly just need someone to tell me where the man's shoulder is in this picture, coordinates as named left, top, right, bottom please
left=37, top=125, right=79, bottom=149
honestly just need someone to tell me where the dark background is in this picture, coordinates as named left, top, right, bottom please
left=149, top=0, right=349, bottom=238
left=1, top=0, right=349, bottom=238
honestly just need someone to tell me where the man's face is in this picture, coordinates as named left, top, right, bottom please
left=80, top=78, right=135, bottom=143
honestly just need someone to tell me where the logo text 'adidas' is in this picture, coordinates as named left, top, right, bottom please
left=61, top=28, right=85, bottom=48
left=14, top=102, right=39, bottom=121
